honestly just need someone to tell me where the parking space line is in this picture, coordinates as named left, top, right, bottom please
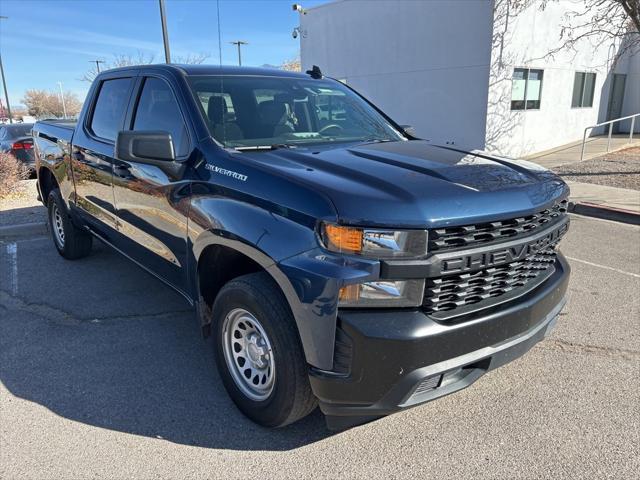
left=566, top=256, right=640, bottom=279
left=0, top=236, right=49, bottom=245
left=5, top=242, right=18, bottom=295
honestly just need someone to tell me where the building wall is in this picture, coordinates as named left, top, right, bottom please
left=617, top=46, right=640, bottom=133
left=299, top=0, right=494, bottom=150
left=486, top=0, right=636, bottom=158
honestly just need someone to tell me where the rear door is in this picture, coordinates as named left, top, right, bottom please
left=111, top=73, right=193, bottom=293
left=71, top=71, right=136, bottom=238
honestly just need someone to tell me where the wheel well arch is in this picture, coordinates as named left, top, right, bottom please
left=193, top=235, right=331, bottom=369
left=197, top=244, right=266, bottom=308
left=38, top=167, right=58, bottom=205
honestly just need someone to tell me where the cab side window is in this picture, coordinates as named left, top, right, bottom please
left=133, top=77, right=189, bottom=157
left=90, top=78, right=133, bottom=142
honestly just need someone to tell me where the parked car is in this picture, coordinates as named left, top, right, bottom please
left=0, top=123, right=35, bottom=169
left=32, top=65, right=570, bottom=430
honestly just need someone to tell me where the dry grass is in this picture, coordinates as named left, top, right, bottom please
left=0, top=152, right=30, bottom=199
left=555, top=146, right=640, bottom=191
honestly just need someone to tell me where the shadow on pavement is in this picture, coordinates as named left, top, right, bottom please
left=0, top=237, right=330, bottom=451
left=0, top=205, right=47, bottom=227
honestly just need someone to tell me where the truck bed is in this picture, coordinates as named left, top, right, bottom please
left=33, top=119, right=76, bottom=143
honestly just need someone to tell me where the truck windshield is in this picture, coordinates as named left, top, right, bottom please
left=188, top=75, right=405, bottom=149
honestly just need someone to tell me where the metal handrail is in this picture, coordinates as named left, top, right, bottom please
left=580, top=113, right=639, bottom=161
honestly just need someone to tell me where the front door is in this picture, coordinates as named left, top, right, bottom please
left=606, top=74, right=626, bottom=133
left=111, top=75, right=193, bottom=293
left=71, top=75, right=135, bottom=238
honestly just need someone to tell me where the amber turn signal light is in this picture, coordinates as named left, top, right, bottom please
left=323, top=224, right=363, bottom=253
left=338, top=284, right=361, bottom=302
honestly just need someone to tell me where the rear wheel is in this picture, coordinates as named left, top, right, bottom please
left=212, top=272, right=317, bottom=427
left=47, top=189, right=92, bottom=260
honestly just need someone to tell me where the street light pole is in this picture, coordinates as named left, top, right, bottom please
left=0, top=16, right=13, bottom=123
left=230, top=40, right=248, bottom=66
left=158, top=0, right=171, bottom=63
left=57, top=82, right=67, bottom=119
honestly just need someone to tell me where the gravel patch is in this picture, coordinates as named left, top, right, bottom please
left=555, top=147, right=640, bottom=191
left=0, top=179, right=46, bottom=226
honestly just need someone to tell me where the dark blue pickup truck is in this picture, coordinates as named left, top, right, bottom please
left=33, top=65, right=570, bottom=429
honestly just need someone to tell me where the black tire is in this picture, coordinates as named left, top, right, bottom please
left=212, top=271, right=317, bottom=427
left=47, top=189, right=92, bottom=260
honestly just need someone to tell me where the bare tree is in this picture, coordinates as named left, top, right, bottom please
left=22, top=89, right=83, bottom=118
left=485, top=0, right=532, bottom=154
left=486, top=0, right=638, bottom=154
left=175, top=52, right=210, bottom=65
left=543, top=0, right=640, bottom=64
left=280, top=56, right=301, bottom=72
left=81, top=51, right=210, bottom=82
left=81, top=52, right=155, bottom=82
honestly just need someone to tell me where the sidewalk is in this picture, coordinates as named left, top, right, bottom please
left=526, top=134, right=639, bottom=169
left=565, top=180, right=640, bottom=224
left=526, top=137, right=640, bottom=224
left=0, top=180, right=47, bottom=238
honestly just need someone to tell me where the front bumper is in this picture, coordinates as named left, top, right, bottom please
left=310, top=253, right=570, bottom=429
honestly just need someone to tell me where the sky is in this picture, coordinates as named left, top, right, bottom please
left=0, top=0, right=327, bottom=108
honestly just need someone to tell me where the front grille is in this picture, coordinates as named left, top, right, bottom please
left=423, top=246, right=557, bottom=318
left=429, top=199, right=568, bottom=252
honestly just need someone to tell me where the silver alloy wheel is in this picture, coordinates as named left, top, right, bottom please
left=51, top=202, right=65, bottom=248
left=222, top=308, right=275, bottom=401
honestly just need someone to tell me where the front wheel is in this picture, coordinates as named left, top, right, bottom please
left=212, top=272, right=317, bottom=427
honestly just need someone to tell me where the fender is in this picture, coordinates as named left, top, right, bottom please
left=188, top=195, right=379, bottom=370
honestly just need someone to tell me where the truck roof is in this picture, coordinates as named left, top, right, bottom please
left=99, top=64, right=312, bottom=79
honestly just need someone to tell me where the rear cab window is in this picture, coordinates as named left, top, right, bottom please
left=89, top=78, right=133, bottom=142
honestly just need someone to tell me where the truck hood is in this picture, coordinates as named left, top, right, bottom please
left=239, top=140, right=569, bottom=228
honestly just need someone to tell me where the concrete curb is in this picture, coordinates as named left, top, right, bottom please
left=0, top=222, right=48, bottom=239
left=569, top=201, right=640, bottom=226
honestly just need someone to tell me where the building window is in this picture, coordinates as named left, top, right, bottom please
left=572, top=72, right=596, bottom=108
left=511, top=68, right=543, bottom=110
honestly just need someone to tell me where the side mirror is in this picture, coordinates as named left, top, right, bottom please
left=115, top=131, right=175, bottom=164
left=400, top=125, right=417, bottom=137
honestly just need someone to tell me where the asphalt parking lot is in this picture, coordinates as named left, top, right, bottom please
left=1, top=214, right=638, bottom=479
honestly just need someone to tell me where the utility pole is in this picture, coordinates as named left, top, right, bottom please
left=230, top=40, right=248, bottom=66
left=57, top=82, right=67, bottom=119
left=90, top=59, right=105, bottom=73
left=0, top=16, right=13, bottom=123
left=158, top=0, right=171, bottom=63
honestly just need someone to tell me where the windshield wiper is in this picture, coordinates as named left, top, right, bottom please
left=360, top=138, right=394, bottom=145
left=234, top=144, right=296, bottom=151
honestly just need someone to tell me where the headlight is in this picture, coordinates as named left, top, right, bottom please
left=338, top=279, right=425, bottom=308
left=320, top=223, right=428, bottom=258
left=320, top=224, right=428, bottom=308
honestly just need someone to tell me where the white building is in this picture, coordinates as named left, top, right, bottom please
left=298, top=0, right=639, bottom=157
